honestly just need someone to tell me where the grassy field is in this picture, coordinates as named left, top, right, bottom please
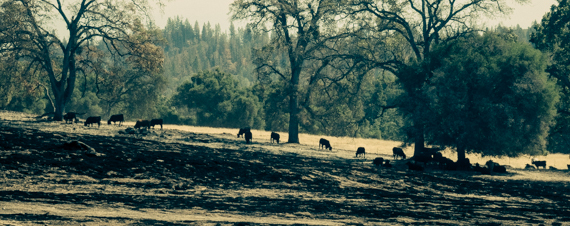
left=1, top=110, right=570, bottom=225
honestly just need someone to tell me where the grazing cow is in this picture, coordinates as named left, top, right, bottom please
left=406, top=161, right=424, bottom=171
left=484, top=160, right=507, bottom=174
left=356, top=147, right=365, bottom=158
left=237, top=127, right=250, bottom=138
left=392, top=147, right=406, bottom=160
left=525, top=164, right=536, bottom=169
left=150, top=119, right=163, bottom=129
left=134, top=119, right=151, bottom=130
left=84, top=116, right=101, bottom=127
left=63, top=112, right=80, bottom=124
left=319, top=138, right=332, bottom=150
left=532, top=159, right=547, bottom=169
left=245, top=130, right=252, bottom=144
left=107, top=114, right=124, bottom=126
left=270, top=132, right=280, bottom=144
left=383, top=160, right=392, bottom=168
left=373, top=157, right=384, bottom=166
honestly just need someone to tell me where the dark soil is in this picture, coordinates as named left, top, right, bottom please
left=1, top=113, right=570, bottom=225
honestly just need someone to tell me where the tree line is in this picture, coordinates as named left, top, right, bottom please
left=1, top=0, right=569, bottom=161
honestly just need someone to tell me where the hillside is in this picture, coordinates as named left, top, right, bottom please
left=1, top=110, right=569, bottom=225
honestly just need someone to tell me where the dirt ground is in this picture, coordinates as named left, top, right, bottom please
left=1, top=110, right=570, bottom=225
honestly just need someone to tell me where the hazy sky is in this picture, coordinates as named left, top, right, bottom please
left=154, top=0, right=558, bottom=31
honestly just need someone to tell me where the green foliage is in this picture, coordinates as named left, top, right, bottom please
left=162, top=18, right=267, bottom=96
left=421, top=32, right=558, bottom=157
left=171, top=69, right=263, bottom=129
left=531, top=0, right=570, bottom=154
left=0, top=60, right=46, bottom=114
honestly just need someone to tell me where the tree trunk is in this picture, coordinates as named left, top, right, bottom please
left=413, top=123, right=425, bottom=157
left=53, top=95, right=66, bottom=121
left=288, top=74, right=300, bottom=143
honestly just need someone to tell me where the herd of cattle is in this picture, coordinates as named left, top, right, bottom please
left=236, top=127, right=554, bottom=173
left=59, top=113, right=559, bottom=173
left=61, top=112, right=163, bottom=129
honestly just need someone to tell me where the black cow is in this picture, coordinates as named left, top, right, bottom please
left=107, top=114, right=124, bottom=126
left=134, top=119, right=151, bottom=130
left=373, top=157, right=384, bottom=166
left=237, top=127, right=250, bottom=138
left=84, top=116, right=101, bottom=127
left=356, top=147, right=365, bottom=158
left=245, top=130, right=252, bottom=144
left=319, top=138, right=332, bottom=150
left=532, top=160, right=547, bottom=169
left=63, top=112, right=81, bottom=124
left=150, top=119, right=163, bottom=129
left=392, top=147, right=406, bottom=160
left=270, top=132, right=280, bottom=144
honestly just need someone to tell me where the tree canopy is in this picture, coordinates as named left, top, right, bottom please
left=0, top=0, right=164, bottom=120
left=420, top=31, right=558, bottom=158
left=531, top=0, right=570, bottom=154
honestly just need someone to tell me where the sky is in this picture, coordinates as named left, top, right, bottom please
left=154, top=0, right=559, bottom=32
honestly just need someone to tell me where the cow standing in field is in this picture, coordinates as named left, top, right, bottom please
left=63, top=112, right=83, bottom=124
left=319, top=138, right=332, bottom=150
left=107, top=114, right=124, bottom=126
left=245, top=130, right=252, bottom=144
left=532, top=159, right=547, bottom=169
left=270, top=132, right=280, bottom=144
left=84, top=116, right=101, bottom=127
left=134, top=119, right=151, bottom=130
left=150, top=119, right=163, bottom=129
left=356, top=147, right=365, bottom=158
left=392, top=147, right=406, bottom=160
left=237, top=127, right=250, bottom=138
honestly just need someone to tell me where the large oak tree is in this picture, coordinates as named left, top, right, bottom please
left=0, top=0, right=163, bottom=121
left=230, top=0, right=361, bottom=143
left=349, top=0, right=527, bottom=158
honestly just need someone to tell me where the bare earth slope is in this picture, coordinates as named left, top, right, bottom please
left=1, top=110, right=569, bottom=225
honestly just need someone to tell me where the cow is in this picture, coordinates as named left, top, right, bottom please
left=84, top=116, right=101, bottom=127
left=525, top=164, right=536, bottom=169
left=392, top=147, right=406, bottom=160
left=373, top=157, right=384, bottom=166
left=532, top=159, right=547, bottom=169
left=150, top=119, right=163, bottom=129
left=107, top=114, right=124, bottom=126
left=270, top=132, right=280, bottom=144
left=245, top=130, right=252, bottom=144
left=63, top=112, right=82, bottom=124
left=356, top=147, right=365, bottom=158
left=319, top=138, right=332, bottom=150
left=134, top=119, right=151, bottom=130
left=237, top=127, right=250, bottom=138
